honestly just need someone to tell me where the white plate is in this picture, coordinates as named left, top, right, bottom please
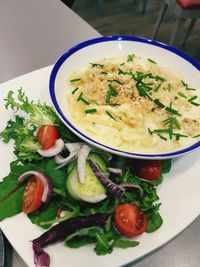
left=0, top=66, right=200, bottom=267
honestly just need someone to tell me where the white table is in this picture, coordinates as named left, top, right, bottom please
left=0, top=1, right=200, bottom=267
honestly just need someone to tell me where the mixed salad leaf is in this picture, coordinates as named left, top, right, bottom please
left=0, top=89, right=172, bottom=266
left=0, top=89, right=77, bottom=162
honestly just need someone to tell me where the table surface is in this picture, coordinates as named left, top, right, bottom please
left=0, top=1, right=199, bottom=267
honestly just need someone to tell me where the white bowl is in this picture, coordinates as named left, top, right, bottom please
left=49, top=36, right=200, bottom=159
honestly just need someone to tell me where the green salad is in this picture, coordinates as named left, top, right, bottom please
left=0, top=89, right=171, bottom=267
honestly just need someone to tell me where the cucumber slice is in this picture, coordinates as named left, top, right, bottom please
left=88, top=153, right=107, bottom=172
left=66, top=153, right=107, bottom=203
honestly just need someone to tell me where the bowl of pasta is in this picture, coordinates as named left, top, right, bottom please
left=49, top=35, right=200, bottom=159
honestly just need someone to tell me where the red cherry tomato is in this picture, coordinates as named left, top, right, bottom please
left=22, top=176, right=44, bottom=214
left=37, top=125, right=59, bottom=149
left=114, top=203, right=148, bottom=237
left=135, top=160, right=161, bottom=181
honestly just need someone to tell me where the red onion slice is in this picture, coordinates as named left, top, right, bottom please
left=37, top=139, right=64, bottom=157
left=77, top=144, right=91, bottom=184
left=89, top=160, right=125, bottom=198
left=18, top=171, right=53, bottom=203
left=33, top=242, right=50, bottom=267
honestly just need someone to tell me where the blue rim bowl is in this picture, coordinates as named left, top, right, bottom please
left=49, top=35, right=200, bottom=159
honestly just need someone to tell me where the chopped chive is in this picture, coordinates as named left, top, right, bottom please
left=110, top=103, right=120, bottom=106
left=106, top=91, right=112, bottom=104
left=85, top=108, right=97, bottom=114
left=145, top=82, right=154, bottom=86
left=77, top=92, right=83, bottom=100
left=181, top=80, right=196, bottom=91
left=169, top=126, right=173, bottom=139
left=91, top=100, right=99, bottom=105
left=120, top=63, right=125, bottom=66
left=155, top=83, right=161, bottom=92
left=165, top=106, right=181, bottom=116
left=107, top=79, right=123, bottom=85
left=173, top=133, right=188, bottom=140
left=118, top=68, right=126, bottom=75
left=193, top=134, right=200, bottom=138
left=108, top=84, right=118, bottom=96
left=127, top=54, right=134, bottom=62
left=89, top=63, right=104, bottom=68
left=146, top=93, right=153, bottom=101
left=100, top=71, right=108, bottom=75
left=173, top=117, right=181, bottom=129
left=154, top=99, right=165, bottom=108
left=167, top=84, right=172, bottom=91
left=179, top=134, right=188, bottom=138
left=163, top=117, right=173, bottom=123
left=136, top=83, right=153, bottom=100
left=187, top=87, right=196, bottom=91
left=163, top=117, right=181, bottom=130
left=77, top=92, right=90, bottom=105
left=181, top=80, right=187, bottom=87
left=72, top=87, right=79, bottom=94
left=148, top=58, right=157, bottom=64
left=190, top=102, right=200, bottom=106
left=157, top=134, right=167, bottom=141
left=188, top=95, right=198, bottom=102
left=143, top=83, right=152, bottom=90
left=148, top=128, right=153, bottom=135
left=70, top=78, right=81, bottom=83
left=106, top=111, right=116, bottom=120
left=155, top=75, right=165, bottom=82
left=178, top=92, right=187, bottom=99
left=154, top=129, right=169, bottom=133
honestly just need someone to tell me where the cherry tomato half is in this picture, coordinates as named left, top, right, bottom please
left=37, top=125, right=59, bottom=149
left=22, top=176, right=44, bottom=214
left=135, top=160, right=161, bottom=181
left=114, top=203, right=148, bottom=237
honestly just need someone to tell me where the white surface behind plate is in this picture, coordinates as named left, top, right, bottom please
left=0, top=67, right=200, bottom=267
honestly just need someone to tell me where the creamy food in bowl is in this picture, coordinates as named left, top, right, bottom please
left=66, top=54, right=200, bottom=154
left=49, top=36, right=200, bottom=159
